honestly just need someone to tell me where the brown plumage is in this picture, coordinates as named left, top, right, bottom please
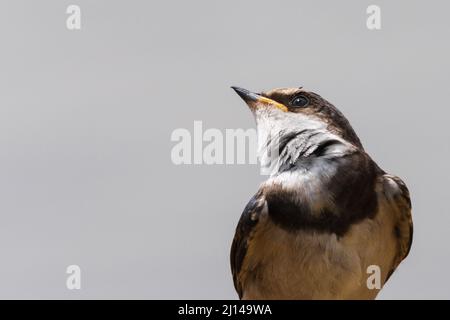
left=230, top=87, right=413, bottom=299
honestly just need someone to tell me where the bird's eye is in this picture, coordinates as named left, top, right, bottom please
left=290, top=95, right=309, bottom=108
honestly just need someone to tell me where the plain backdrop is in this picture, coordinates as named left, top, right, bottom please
left=0, top=0, right=448, bottom=299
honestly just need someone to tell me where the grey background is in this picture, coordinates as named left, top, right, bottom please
left=0, top=0, right=448, bottom=299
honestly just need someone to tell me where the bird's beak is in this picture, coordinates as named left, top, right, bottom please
left=231, top=86, right=288, bottom=112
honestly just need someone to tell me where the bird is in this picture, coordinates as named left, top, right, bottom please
left=229, top=86, right=413, bottom=300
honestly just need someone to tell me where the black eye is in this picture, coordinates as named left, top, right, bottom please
left=290, top=95, right=309, bottom=107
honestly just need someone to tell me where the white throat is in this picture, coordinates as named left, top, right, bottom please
left=254, top=109, right=353, bottom=177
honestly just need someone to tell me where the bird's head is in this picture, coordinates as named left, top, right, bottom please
left=232, top=86, right=363, bottom=174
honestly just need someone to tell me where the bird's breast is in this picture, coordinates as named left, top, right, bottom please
left=239, top=198, right=397, bottom=300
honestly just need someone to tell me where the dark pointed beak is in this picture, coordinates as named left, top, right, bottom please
left=231, top=86, right=288, bottom=112
left=231, top=86, right=262, bottom=102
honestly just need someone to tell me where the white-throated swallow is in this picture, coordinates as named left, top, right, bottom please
left=230, top=86, right=413, bottom=299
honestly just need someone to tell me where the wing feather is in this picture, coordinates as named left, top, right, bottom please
left=230, top=192, right=265, bottom=298
left=383, top=174, right=413, bottom=280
